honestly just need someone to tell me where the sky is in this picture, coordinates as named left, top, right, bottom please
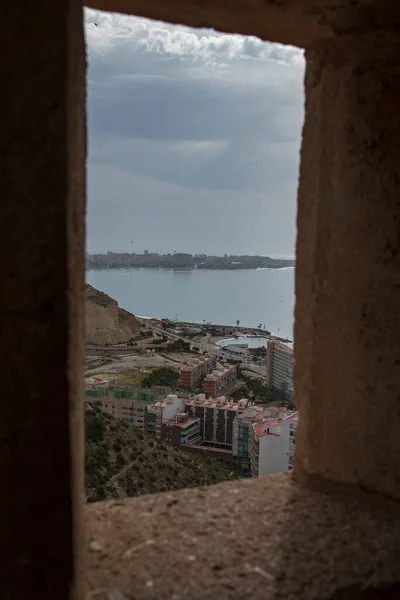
left=85, top=9, right=305, bottom=257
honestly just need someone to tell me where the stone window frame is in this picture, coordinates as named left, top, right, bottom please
left=3, top=1, right=400, bottom=598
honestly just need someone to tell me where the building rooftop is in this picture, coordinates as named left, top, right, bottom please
left=270, top=341, right=293, bottom=356
left=236, top=407, right=266, bottom=421
left=204, top=365, right=236, bottom=381
left=283, top=411, right=299, bottom=422
left=164, top=416, right=200, bottom=428
left=253, top=419, right=282, bottom=440
left=182, top=355, right=213, bottom=366
left=185, top=395, right=245, bottom=411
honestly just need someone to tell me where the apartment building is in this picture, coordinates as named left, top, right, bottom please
left=146, top=394, right=186, bottom=437
left=265, top=341, right=294, bottom=397
left=251, top=410, right=299, bottom=476
left=280, top=411, right=299, bottom=470
left=161, top=412, right=201, bottom=447
left=232, top=406, right=267, bottom=476
left=179, top=355, right=215, bottom=390
left=184, top=395, right=249, bottom=450
left=85, top=382, right=159, bottom=430
left=203, top=364, right=237, bottom=397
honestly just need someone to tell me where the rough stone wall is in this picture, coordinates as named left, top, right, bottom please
left=85, top=0, right=330, bottom=47
left=294, top=32, right=400, bottom=499
left=0, top=0, right=85, bottom=598
left=3, top=0, right=400, bottom=599
left=86, top=284, right=140, bottom=345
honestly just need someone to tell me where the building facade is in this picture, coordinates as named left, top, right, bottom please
left=203, top=364, right=237, bottom=397
left=184, top=395, right=249, bottom=451
left=146, top=394, right=186, bottom=437
left=265, top=341, right=294, bottom=397
left=85, top=381, right=159, bottom=430
left=280, top=411, right=299, bottom=471
left=251, top=410, right=299, bottom=476
left=232, top=406, right=267, bottom=476
left=161, top=412, right=201, bottom=447
left=86, top=380, right=299, bottom=475
left=179, top=355, right=215, bottom=390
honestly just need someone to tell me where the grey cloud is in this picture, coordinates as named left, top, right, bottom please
left=85, top=9, right=304, bottom=67
left=85, top=8, right=304, bottom=256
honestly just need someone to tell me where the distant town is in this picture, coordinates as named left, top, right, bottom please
left=84, top=281, right=297, bottom=505
left=86, top=337, right=296, bottom=478
left=86, top=250, right=295, bottom=271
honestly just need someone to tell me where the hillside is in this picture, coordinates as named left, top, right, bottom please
left=85, top=403, right=237, bottom=502
left=85, top=284, right=140, bottom=345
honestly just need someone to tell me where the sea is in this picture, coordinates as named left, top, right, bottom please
left=86, top=267, right=295, bottom=340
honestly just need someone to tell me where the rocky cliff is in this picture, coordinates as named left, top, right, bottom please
left=85, top=284, right=140, bottom=345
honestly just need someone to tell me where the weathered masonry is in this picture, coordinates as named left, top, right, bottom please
left=2, top=1, right=400, bottom=599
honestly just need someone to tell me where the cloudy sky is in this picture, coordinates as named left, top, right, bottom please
left=85, top=9, right=304, bottom=257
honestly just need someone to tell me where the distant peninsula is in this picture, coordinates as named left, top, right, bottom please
left=86, top=251, right=295, bottom=271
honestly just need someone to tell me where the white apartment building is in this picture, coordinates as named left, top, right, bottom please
left=146, top=394, right=186, bottom=436
left=251, top=410, right=299, bottom=476
left=280, top=411, right=299, bottom=470
left=265, top=341, right=294, bottom=397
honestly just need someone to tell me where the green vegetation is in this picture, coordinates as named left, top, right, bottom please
left=139, top=330, right=153, bottom=339
left=85, top=357, right=112, bottom=371
left=142, top=367, right=179, bottom=388
left=248, top=346, right=267, bottom=360
left=85, top=403, right=237, bottom=502
left=85, top=413, right=105, bottom=443
left=127, top=330, right=153, bottom=345
left=232, top=376, right=294, bottom=408
left=155, top=339, right=192, bottom=353
left=226, top=358, right=241, bottom=366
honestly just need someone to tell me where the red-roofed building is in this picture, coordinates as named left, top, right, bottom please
left=203, top=364, right=237, bottom=397
left=184, top=395, right=248, bottom=451
left=161, top=412, right=201, bottom=447
left=251, top=410, right=299, bottom=476
left=180, top=355, right=215, bottom=389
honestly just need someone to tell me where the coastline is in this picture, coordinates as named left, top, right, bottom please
left=86, top=267, right=295, bottom=341
left=136, top=315, right=292, bottom=344
left=86, top=265, right=295, bottom=272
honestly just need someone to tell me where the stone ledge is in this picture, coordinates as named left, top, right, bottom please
left=85, top=0, right=330, bottom=48
left=85, top=474, right=400, bottom=599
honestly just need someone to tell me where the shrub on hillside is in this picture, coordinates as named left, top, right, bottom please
left=85, top=414, right=105, bottom=443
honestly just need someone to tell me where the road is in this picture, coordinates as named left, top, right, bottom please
left=137, top=317, right=266, bottom=378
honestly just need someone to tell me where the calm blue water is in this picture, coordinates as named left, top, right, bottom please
left=86, top=267, right=295, bottom=339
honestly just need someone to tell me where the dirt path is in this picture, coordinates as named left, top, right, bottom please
left=85, top=351, right=195, bottom=384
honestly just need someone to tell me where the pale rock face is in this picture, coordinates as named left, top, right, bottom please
left=85, top=284, right=140, bottom=345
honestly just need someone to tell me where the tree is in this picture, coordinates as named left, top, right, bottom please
left=85, top=414, right=105, bottom=443
left=236, top=320, right=240, bottom=328
left=142, top=367, right=179, bottom=388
